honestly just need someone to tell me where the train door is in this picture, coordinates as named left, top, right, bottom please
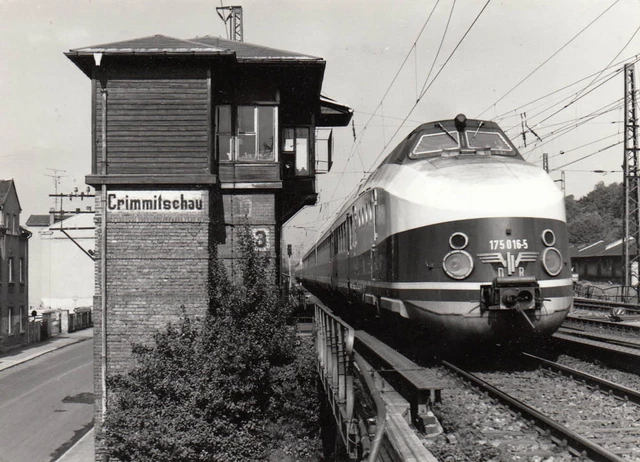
left=371, top=190, right=379, bottom=281
left=331, top=229, right=338, bottom=289
left=347, top=213, right=352, bottom=291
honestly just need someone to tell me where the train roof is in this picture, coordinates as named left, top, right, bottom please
left=300, top=115, right=524, bottom=259
left=380, top=114, right=522, bottom=166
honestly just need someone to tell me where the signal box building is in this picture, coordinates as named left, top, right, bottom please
left=65, top=34, right=351, bottom=456
left=0, top=180, right=31, bottom=352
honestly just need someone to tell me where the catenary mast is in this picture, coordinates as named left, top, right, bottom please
left=623, top=62, right=639, bottom=298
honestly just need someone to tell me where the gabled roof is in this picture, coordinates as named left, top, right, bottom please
left=66, top=34, right=232, bottom=55
left=65, top=34, right=324, bottom=77
left=26, top=215, right=51, bottom=227
left=571, top=237, right=635, bottom=258
left=0, top=179, right=21, bottom=211
left=0, top=180, right=13, bottom=206
left=188, top=36, right=321, bottom=62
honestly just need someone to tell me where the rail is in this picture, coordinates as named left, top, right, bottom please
left=523, top=353, right=640, bottom=405
left=574, top=297, right=640, bottom=314
left=442, top=360, right=628, bottom=462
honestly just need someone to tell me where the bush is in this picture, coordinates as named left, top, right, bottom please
left=101, top=230, right=321, bottom=461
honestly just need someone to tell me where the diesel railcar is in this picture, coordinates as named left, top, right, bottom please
left=297, top=114, right=572, bottom=343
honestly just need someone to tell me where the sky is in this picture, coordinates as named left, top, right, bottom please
left=1, top=0, right=640, bottom=256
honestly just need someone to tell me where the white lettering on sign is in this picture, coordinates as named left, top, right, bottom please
left=107, top=191, right=205, bottom=212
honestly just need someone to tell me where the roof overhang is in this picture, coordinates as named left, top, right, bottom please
left=317, top=95, right=353, bottom=127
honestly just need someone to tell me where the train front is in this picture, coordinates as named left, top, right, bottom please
left=375, top=115, right=572, bottom=343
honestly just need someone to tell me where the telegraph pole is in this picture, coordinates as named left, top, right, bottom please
left=622, top=62, right=639, bottom=298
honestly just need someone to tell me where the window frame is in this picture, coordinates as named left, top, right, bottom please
left=464, top=130, right=514, bottom=155
left=7, top=307, right=13, bottom=335
left=282, top=126, right=312, bottom=177
left=410, top=132, right=461, bottom=158
left=216, top=104, right=279, bottom=163
left=8, top=257, right=14, bottom=283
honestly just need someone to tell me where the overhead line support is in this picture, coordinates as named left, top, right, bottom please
left=622, top=63, right=639, bottom=299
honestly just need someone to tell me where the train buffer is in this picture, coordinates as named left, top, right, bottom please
left=355, top=330, right=444, bottom=433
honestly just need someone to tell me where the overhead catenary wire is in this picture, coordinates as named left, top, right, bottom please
left=565, top=22, right=640, bottom=109
left=366, top=0, right=492, bottom=173
left=492, top=53, right=640, bottom=123
left=521, top=91, right=636, bottom=154
left=476, top=0, right=621, bottom=119
left=520, top=97, right=627, bottom=160
left=316, top=0, right=492, bottom=233
left=503, top=66, right=624, bottom=136
left=549, top=141, right=623, bottom=172
left=314, top=0, right=443, bottom=225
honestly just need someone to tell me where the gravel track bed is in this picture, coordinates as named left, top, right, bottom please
left=554, top=354, right=640, bottom=391
left=473, top=367, right=640, bottom=461
left=425, top=368, right=578, bottom=462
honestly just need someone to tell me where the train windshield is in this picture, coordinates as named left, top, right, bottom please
left=411, top=132, right=460, bottom=157
left=465, top=131, right=514, bottom=155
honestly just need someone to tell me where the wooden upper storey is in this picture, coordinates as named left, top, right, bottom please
left=65, top=35, right=352, bottom=188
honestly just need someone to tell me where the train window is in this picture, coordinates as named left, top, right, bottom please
left=465, top=131, right=513, bottom=155
left=411, top=132, right=460, bottom=158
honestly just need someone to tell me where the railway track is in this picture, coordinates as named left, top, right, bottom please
left=442, top=354, right=640, bottom=461
left=573, top=298, right=640, bottom=315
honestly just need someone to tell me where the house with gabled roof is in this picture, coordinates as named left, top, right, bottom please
left=0, top=180, right=31, bottom=352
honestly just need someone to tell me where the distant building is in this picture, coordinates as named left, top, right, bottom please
left=26, top=211, right=95, bottom=312
left=570, top=238, right=630, bottom=284
left=0, top=180, right=31, bottom=352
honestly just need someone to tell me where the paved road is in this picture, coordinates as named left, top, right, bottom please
left=0, top=339, right=93, bottom=462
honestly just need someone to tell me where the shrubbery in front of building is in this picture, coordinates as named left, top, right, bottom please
left=100, top=231, right=321, bottom=461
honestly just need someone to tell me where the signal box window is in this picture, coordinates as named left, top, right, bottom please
left=282, top=127, right=310, bottom=177
left=216, top=105, right=277, bottom=162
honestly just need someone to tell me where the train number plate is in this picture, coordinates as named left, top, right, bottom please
left=489, top=239, right=528, bottom=251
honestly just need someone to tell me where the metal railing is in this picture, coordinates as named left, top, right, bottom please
left=574, top=283, right=639, bottom=304
left=315, top=304, right=358, bottom=458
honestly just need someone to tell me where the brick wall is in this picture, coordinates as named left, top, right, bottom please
left=217, top=192, right=278, bottom=279
left=93, top=188, right=212, bottom=460
left=92, top=188, right=281, bottom=460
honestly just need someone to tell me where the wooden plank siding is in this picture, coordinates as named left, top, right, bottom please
left=218, top=163, right=280, bottom=182
left=95, top=79, right=210, bottom=175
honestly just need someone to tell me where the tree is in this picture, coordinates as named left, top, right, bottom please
left=100, top=230, right=321, bottom=461
left=565, top=182, right=623, bottom=245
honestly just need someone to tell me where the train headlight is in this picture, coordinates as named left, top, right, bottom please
left=541, top=229, right=556, bottom=247
left=449, top=232, right=469, bottom=250
left=443, top=250, right=474, bottom=279
left=542, top=247, right=563, bottom=276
